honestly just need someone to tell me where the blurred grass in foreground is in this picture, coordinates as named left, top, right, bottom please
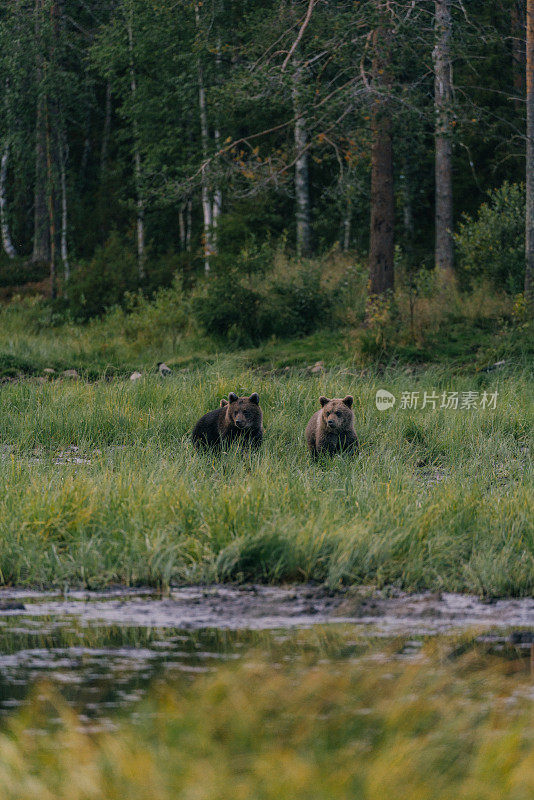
left=2, top=636, right=534, bottom=800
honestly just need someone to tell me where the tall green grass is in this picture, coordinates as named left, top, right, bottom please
left=0, top=361, right=531, bottom=594
left=3, top=635, right=534, bottom=799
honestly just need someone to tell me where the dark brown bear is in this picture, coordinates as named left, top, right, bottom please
left=192, top=392, right=263, bottom=449
left=305, top=395, right=358, bottom=458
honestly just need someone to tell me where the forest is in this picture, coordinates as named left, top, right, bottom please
left=0, top=0, right=532, bottom=339
left=0, top=4, right=533, bottom=796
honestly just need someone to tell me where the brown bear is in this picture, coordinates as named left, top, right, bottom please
left=192, top=392, right=263, bottom=449
left=305, top=395, right=358, bottom=458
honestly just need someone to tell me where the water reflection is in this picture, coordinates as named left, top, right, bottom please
left=0, top=610, right=533, bottom=729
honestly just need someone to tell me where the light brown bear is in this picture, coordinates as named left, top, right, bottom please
left=305, top=395, right=358, bottom=458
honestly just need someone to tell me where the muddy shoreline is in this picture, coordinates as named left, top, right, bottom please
left=1, top=584, right=533, bottom=634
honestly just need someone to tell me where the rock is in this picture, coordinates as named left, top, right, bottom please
left=309, top=360, right=325, bottom=374
left=62, top=369, right=79, bottom=379
left=158, top=362, right=172, bottom=377
left=130, top=371, right=143, bottom=381
left=43, top=368, right=55, bottom=376
left=482, top=360, right=506, bottom=373
left=0, top=602, right=25, bottom=611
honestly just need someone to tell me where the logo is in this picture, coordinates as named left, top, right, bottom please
left=375, top=389, right=396, bottom=411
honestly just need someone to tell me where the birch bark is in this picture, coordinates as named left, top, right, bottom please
left=292, top=63, right=312, bottom=257
left=0, top=143, right=16, bottom=259
left=126, top=6, right=145, bottom=278
left=368, top=12, right=394, bottom=297
left=196, top=4, right=213, bottom=274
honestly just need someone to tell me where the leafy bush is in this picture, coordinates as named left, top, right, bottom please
left=66, top=232, right=139, bottom=321
left=191, top=261, right=334, bottom=345
left=258, top=263, right=333, bottom=338
left=101, top=277, right=189, bottom=349
left=0, top=257, right=48, bottom=288
left=455, top=182, right=525, bottom=293
left=191, top=276, right=262, bottom=346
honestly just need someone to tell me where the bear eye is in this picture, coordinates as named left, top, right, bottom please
left=336, top=411, right=342, bottom=417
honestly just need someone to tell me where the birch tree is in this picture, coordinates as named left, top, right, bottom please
left=368, top=6, right=394, bottom=297
left=126, top=2, right=145, bottom=278
left=0, top=142, right=17, bottom=258
left=292, top=63, right=312, bottom=257
left=32, top=0, right=50, bottom=265
left=196, top=24, right=213, bottom=274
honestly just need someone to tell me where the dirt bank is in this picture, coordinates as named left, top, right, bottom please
left=1, top=585, right=533, bottom=633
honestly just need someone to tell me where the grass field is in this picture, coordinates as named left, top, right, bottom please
left=3, top=631, right=534, bottom=800
left=0, top=356, right=531, bottom=594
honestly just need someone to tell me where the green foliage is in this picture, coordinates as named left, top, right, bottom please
left=0, top=257, right=48, bottom=289
left=455, top=182, right=525, bottom=293
left=103, top=277, right=190, bottom=350
left=260, top=263, right=333, bottom=338
left=192, top=262, right=334, bottom=345
left=192, top=276, right=262, bottom=346
left=66, top=233, right=139, bottom=321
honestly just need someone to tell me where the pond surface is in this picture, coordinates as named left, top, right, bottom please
left=0, top=585, right=533, bottom=728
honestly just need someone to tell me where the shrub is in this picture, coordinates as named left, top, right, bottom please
left=191, top=261, right=334, bottom=345
left=101, top=277, right=189, bottom=350
left=191, top=275, right=262, bottom=346
left=455, top=182, right=525, bottom=293
left=258, top=263, right=333, bottom=338
left=0, top=256, right=48, bottom=288
left=66, top=232, right=139, bottom=321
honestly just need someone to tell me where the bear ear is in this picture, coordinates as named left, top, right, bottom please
left=342, top=395, right=353, bottom=408
left=319, top=396, right=329, bottom=407
left=228, top=392, right=238, bottom=403
left=249, top=392, right=259, bottom=405
left=220, top=398, right=228, bottom=407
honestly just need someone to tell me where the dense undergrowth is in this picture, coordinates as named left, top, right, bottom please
left=0, top=361, right=531, bottom=594
left=0, top=256, right=531, bottom=379
left=3, top=634, right=534, bottom=799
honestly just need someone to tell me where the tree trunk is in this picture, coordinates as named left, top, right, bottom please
left=44, top=100, right=56, bottom=299
left=100, top=81, right=112, bottom=180
left=0, top=143, right=17, bottom=259
left=512, top=1, right=527, bottom=110
left=342, top=196, right=351, bottom=252
left=126, top=7, right=145, bottom=279
left=433, top=0, right=454, bottom=274
left=368, top=18, right=394, bottom=297
left=526, top=0, right=534, bottom=313
left=179, top=204, right=186, bottom=250
left=292, top=63, right=312, bottom=257
left=33, top=0, right=50, bottom=264
left=195, top=4, right=213, bottom=274
left=212, top=35, right=222, bottom=243
left=186, top=198, right=192, bottom=251
left=33, top=100, right=50, bottom=263
left=59, top=131, right=69, bottom=283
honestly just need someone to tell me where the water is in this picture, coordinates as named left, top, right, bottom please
left=0, top=585, right=533, bottom=727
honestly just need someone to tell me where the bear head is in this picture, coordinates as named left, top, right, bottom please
left=225, top=392, right=262, bottom=430
left=319, top=395, right=354, bottom=431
